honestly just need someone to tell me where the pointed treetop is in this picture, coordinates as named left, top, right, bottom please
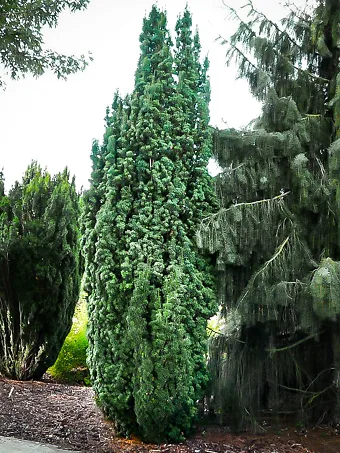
left=135, top=4, right=173, bottom=93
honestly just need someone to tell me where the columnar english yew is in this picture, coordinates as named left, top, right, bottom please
left=83, top=5, right=217, bottom=442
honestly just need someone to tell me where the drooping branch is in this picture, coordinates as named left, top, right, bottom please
left=223, top=0, right=305, bottom=54
left=266, top=330, right=323, bottom=354
left=237, top=235, right=290, bottom=307
left=201, top=191, right=289, bottom=225
left=220, top=2, right=329, bottom=87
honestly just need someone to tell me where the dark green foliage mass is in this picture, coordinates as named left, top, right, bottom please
left=0, top=162, right=81, bottom=380
left=0, top=0, right=91, bottom=86
left=83, top=5, right=217, bottom=442
left=199, top=0, right=340, bottom=428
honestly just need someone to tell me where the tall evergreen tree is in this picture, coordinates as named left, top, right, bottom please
left=83, top=5, right=217, bottom=442
left=0, top=162, right=81, bottom=380
left=199, top=0, right=340, bottom=427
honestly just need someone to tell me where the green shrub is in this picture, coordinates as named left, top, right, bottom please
left=48, top=295, right=89, bottom=384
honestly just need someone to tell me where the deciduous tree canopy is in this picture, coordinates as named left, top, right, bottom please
left=0, top=0, right=91, bottom=86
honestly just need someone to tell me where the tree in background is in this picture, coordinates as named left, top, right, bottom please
left=48, top=291, right=89, bottom=384
left=83, top=5, right=217, bottom=442
left=199, top=0, right=340, bottom=428
left=0, top=162, right=81, bottom=380
left=0, top=0, right=91, bottom=86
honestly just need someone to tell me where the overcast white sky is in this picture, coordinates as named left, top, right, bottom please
left=0, top=0, right=307, bottom=191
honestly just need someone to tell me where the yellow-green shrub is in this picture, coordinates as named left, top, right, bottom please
left=48, top=296, right=89, bottom=384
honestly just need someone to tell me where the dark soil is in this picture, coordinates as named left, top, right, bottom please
left=0, top=377, right=339, bottom=453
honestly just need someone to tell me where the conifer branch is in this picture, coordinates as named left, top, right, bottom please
left=270, top=381, right=333, bottom=396
left=229, top=191, right=290, bottom=209
left=202, top=191, right=289, bottom=224
left=220, top=2, right=329, bottom=85
left=224, top=0, right=303, bottom=54
left=207, top=326, right=223, bottom=335
left=217, top=36, right=257, bottom=72
left=257, top=236, right=289, bottom=272
left=266, top=330, right=323, bottom=354
left=246, top=0, right=305, bottom=53
left=282, top=1, right=312, bottom=24
left=207, top=325, right=246, bottom=343
left=237, top=235, right=290, bottom=308
left=273, top=383, right=316, bottom=394
left=295, top=68, right=328, bottom=84
left=219, top=35, right=328, bottom=86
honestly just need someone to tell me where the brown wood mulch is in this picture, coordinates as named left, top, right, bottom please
left=0, top=377, right=339, bottom=453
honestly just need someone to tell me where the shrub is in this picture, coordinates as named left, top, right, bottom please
left=0, top=163, right=81, bottom=380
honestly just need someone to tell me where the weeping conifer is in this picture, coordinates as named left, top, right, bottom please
left=83, top=5, right=217, bottom=442
left=0, top=162, right=81, bottom=380
left=199, top=0, right=340, bottom=427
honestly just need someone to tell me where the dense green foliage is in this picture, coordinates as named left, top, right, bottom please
left=0, top=0, right=91, bottom=86
left=0, top=162, right=81, bottom=380
left=82, top=5, right=217, bottom=442
left=48, top=295, right=89, bottom=384
left=199, top=0, right=340, bottom=428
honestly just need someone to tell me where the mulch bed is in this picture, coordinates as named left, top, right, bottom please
left=0, top=377, right=339, bottom=453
